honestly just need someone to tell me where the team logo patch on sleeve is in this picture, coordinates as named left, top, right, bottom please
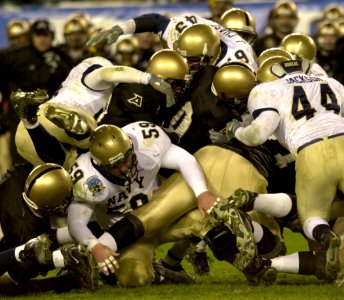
left=127, top=93, right=143, bottom=107
left=85, top=176, right=104, bottom=195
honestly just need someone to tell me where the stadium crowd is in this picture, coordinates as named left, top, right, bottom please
left=1, top=0, right=344, bottom=295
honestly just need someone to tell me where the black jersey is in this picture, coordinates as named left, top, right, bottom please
left=0, top=163, right=50, bottom=250
left=217, top=138, right=296, bottom=195
left=176, top=65, right=244, bottom=154
left=101, top=83, right=168, bottom=127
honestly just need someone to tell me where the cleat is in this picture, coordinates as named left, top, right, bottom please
left=44, top=105, right=90, bottom=135
left=208, top=204, right=257, bottom=271
left=19, top=233, right=52, bottom=265
left=243, top=257, right=277, bottom=286
left=187, top=251, right=213, bottom=276
left=10, top=88, right=49, bottom=123
left=335, top=271, right=344, bottom=287
left=61, top=243, right=99, bottom=291
left=222, top=188, right=258, bottom=212
left=152, top=261, right=195, bottom=285
left=322, top=231, right=340, bottom=282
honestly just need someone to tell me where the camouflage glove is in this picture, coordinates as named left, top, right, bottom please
left=209, top=128, right=227, bottom=144
left=86, top=25, right=123, bottom=47
left=225, top=119, right=242, bottom=141
left=148, top=74, right=175, bottom=108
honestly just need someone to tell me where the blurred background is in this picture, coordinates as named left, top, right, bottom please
left=0, top=0, right=342, bottom=48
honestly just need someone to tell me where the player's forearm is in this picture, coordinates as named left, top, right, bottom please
left=67, top=201, right=97, bottom=248
left=235, top=112, right=279, bottom=146
left=84, top=66, right=150, bottom=90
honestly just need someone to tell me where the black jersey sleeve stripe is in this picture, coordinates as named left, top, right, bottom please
left=252, top=107, right=279, bottom=119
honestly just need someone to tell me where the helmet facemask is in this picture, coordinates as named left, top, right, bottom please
left=93, top=147, right=138, bottom=186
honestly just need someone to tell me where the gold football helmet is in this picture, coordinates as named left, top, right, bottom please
left=280, top=33, right=317, bottom=61
left=176, top=24, right=221, bottom=72
left=316, top=21, right=340, bottom=52
left=323, top=4, right=344, bottom=21
left=257, top=47, right=295, bottom=67
left=208, top=0, right=234, bottom=21
left=147, top=49, right=191, bottom=97
left=336, top=17, right=344, bottom=37
left=89, top=124, right=137, bottom=185
left=271, top=0, right=298, bottom=18
left=22, top=163, right=73, bottom=215
left=66, top=11, right=92, bottom=30
left=211, top=61, right=256, bottom=100
left=63, top=18, right=87, bottom=35
left=256, top=55, right=291, bottom=83
left=114, top=36, right=142, bottom=67
left=7, top=19, right=30, bottom=39
left=219, top=8, right=257, bottom=44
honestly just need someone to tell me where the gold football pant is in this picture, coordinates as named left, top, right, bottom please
left=15, top=103, right=97, bottom=169
left=296, top=136, right=344, bottom=225
left=117, top=145, right=269, bottom=286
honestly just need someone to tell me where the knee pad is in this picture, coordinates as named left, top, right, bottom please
left=204, top=224, right=238, bottom=263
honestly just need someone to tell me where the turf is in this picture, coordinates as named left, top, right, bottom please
left=1, top=229, right=344, bottom=299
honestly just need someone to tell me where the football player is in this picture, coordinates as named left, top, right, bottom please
left=67, top=122, right=217, bottom=285
left=86, top=13, right=258, bottom=72
left=12, top=56, right=175, bottom=170
left=0, top=163, right=98, bottom=292
left=225, top=58, right=344, bottom=282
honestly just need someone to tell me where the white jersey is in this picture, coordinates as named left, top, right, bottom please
left=247, top=73, right=344, bottom=155
left=48, top=56, right=114, bottom=117
left=162, top=14, right=258, bottom=71
left=70, top=121, right=171, bottom=229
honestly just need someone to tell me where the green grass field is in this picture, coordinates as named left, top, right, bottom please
left=1, top=229, right=344, bottom=300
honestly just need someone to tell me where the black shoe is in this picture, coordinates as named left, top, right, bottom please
left=61, top=243, right=99, bottom=291
left=44, top=105, right=90, bottom=135
left=187, top=251, right=213, bottom=276
left=11, top=89, right=49, bottom=123
left=321, top=231, right=340, bottom=282
left=19, top=234, right=52, bottom=264
left=152, top=261, right=195, bottom=285
left=243, top=257, right=277, bottom=286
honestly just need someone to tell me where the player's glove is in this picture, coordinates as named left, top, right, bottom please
left=148, top=74, right=175, bottom=108
left=86, top=25, right=123, bottom=47
left=209, top=128, right=227, bottom=144
left=225, top=119, right=242, bottom=141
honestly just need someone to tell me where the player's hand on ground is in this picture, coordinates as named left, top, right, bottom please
left=91, top=243, right=120, bottom=276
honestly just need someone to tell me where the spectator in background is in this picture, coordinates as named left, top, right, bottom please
left=5, top=19, right=31, bottom=50
left=0, top=18, right=31, bottom=176
left=253, top=0, right=298, bottom=56
left=207, top=0, right=233, bottom=22
left=314, top=21, right=342, bottom=80
left=0, top=19, right=73, bottom=168
left=134, top=32, right=162, bottom=71
left=58, top=18, right=94, bottom=66
left=111, top=36, right=143, bottom=69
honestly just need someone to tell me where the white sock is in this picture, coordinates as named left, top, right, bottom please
left=303, top=217, right=329, bottom=240
left=56, top=227, right=74, bottom=245
left=196, top=240, right=206, bottom=252
left=14, top=245, right=25, bottom=262
left=22, top=119, right=39, bottom=128
left=98, top=232, right=118, bottom=252
left=271, top=252, right=299, bottom=273
left=52, top=250, right=65, bottom=268
left=254, top=193, right=292, bottom=218
left=252, top=221, right=264, bottom=243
